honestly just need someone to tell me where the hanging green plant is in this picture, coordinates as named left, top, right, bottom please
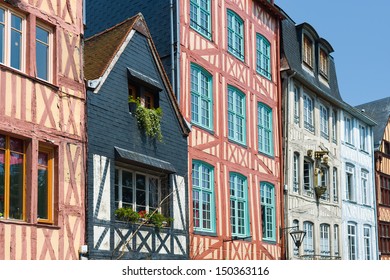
left=115, top=207, right=140, bottom=223
left=135, top=105, right=163, bottom=142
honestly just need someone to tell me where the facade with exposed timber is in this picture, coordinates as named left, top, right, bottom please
left=86, top=0, right=285, bottom=260
left=0, top=0, right=86, bottom=259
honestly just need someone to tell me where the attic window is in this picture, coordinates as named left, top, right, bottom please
left=303, top=35, right=313, bottom=68
left=319, top=49, right=329, bottom=78
left=128, top=82, right=159, bottom=109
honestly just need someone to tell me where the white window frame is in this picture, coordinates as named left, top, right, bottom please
left=293, top=152, right=299, bottom=193
left=114, top=167, right=162, bottom=213
left=359, top=124, right=367, bottom=152
left=303, top=221, right=314, bottom=255
left=364, top=225, right=371, bottom=260
left=303, top=93, right=314, bottom=133
left=361, top=170, right=369, bottom=206
left=0, top=6, right=25, bottom=72
left=320, top=224, right=330, bottom=256
left=348, top=223, right=357, bottom=260
left=320, top=104, right=329, bottom=140
left=346, top=164, right=355, bottom=202
left=344, top=116, right=353, bottom=145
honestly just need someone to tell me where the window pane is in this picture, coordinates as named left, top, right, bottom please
left=10, top=137, right=23, bottom=153
left=149, top=177, right=158, bottom=209
left=0, top=9, right=4, bottom=63
left=136, top=174, right=146, bottom=211
left=10, top=14, right=22, bottom=70
left=37, top=168, right=48, bottom=219
left=36, top=27, right=49, bottom=80
left=9, top=152, right=23, bottom=219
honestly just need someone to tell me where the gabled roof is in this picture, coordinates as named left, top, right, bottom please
left=84, top=13, right=190, bottom=136
left=356, top=97, right=390, bottom=149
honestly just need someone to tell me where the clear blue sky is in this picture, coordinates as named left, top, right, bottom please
left=275, top=0, right=389, bottom=106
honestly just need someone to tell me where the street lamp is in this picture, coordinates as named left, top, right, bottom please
left=280, top=226, right=306, bottom=259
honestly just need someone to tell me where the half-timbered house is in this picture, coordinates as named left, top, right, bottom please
left=84, top=14, right=190, bottom=260
left=86, top=0, right=285, bottom=260
left=0, top=0, right=86, bottom=259
left=357, top=97, right=390, bottom=260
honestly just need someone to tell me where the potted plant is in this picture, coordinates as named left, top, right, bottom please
left=128, top=96, right=138, bottom=113
left=135, top=105, right=163, bottom=142
left=115, top=207, right=140, bottom=223
left=144, top=211, right=173, bottom=228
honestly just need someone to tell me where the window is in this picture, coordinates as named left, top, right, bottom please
left=303, top=221, right=314, bottom=255
left=362, top=170, right=369, bottom=206
left=257, top=102, right=273, bottom=156
left=293, top=85, right=300, bottom=124
left=320, top=166, right=329, bottom=201
left=320, top=224, right=330, bottom=256
left=380, top=175, right=390, bottom=206
left=115, top=167, right=166, bottom=214
left=190, top=0, right=211, bottom=38
left=333, top=167, right=338, bottom=203
left=346, top=164, right=355, bottom=202
left=332, top=110, right=337, bottom=143
left=36, top=25, right=51, bottom=81
left=0, top=134, right=25, bottom=220
left=348, top=223, right=357, bottom=260
left=191, top=64, right=213, bottom=130
left=227, top=86, right=246, bottom=144
left=364, top=225, right=371, bottom=260
left=261, top=182, right=275, bottom=242
left=230, top=172, right=248, bottom=238
left=344, top=116, right=353, bottom=145
left=192, top=161, right=215, bottom=233
left=227, top=9, right=244, bottom=60
left=37, top=147, right=54, bottom=223
left=303, top=158, right=313, bottom=197
left=379, top=222, right=390, bottom=255
left=302, top=35, right=313, bottom=68
left=128, top=82, right=159, bottom=110
left=334, top=224, right=339, bottom=257
left=303, top=93, right=314, bottom=133
left=320, top=105, right=329, bottom=140
left=359, top=125, right=367, bottom=151
left=256, top=34, right=271, bottom=79
left=0, top=7, right=24, bottom=70
left=293, top=152, right=300, bottom=193
left=319, top=49, right=328, bottom=77
left=384, top=141, right=390, bottom=155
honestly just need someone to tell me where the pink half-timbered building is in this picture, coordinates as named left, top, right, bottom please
left=182, top=0, right=284, bottom=260
left=0, top=0, right=85, bottom=259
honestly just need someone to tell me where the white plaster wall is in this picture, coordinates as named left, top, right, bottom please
left=93, top=154, right=111, bottom=221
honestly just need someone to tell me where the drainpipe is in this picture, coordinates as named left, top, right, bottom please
left=170, top=0, right=176, bottom=96
left=176, top=0, right=181, bottom=103
left=372, top=131, right=380, bottom=260
left=281, top=69, right=296, bottom=260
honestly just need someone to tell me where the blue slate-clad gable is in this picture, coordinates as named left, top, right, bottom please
left=86, top=24, right=188, bottom=259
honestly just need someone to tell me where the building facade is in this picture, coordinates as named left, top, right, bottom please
left=86, top=0, right=285, bottom=260
left=84, top=14, right=190, bottom=260
left=280, top=13, right=343, bottom=260
left=357, top=97, right=390, bottom=260
left=0, top=0, right=86, bottom=259
left=339, top=109, right=377, bottom=260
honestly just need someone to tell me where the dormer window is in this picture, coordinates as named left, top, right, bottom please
left=319, top=48, right=328, bottom=78
left=303, top=35, right=313, bottom=68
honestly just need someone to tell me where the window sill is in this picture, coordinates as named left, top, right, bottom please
left=191, top=123, right=214, bottom=135
left=193, top=230, right=217, bottom=237
left=0, top=64, right=59, bottom=91
left=189, top=25, right=212, bottom=41
left=359, top=149, right=370, bottom=155
left=258, top=151, right=274, bottom=159
left=228, top=138, right=247, bottom=149
left=343, top=142, right=356, bottom=149
left=0, top=218, right=60, bottom=229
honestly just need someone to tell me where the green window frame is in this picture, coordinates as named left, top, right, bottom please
left=192, top=160, right=215, bottom=233
left=190, top=0, right=211, bottom=39
left=227, top=9, right=244, bottom=60
left=191, top=64, right=213, bottom=130
left=258, top=102, right=273, bottom=156
left=228, top=86, right=246, bottom=144
left=230, top=172, right=249, bottom=238
left=256, top=34, right=271, bottom=79
left=261, top=182, right=275, bottom=242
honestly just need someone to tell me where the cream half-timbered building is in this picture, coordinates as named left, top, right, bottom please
left=0, top=0, right=86, bottom=259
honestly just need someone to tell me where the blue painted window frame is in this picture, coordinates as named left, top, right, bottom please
left=227, top=86, right=246, bottom=145
left=191, top=64, right=213, bottom=130
left=258, top=102, right=273, bottom=156
left=192, top=160, right=216, bottom=233
left=261, top=182, right=276, bottom=242
left=256, top=34, right=271, bottom=79
left=190, top=0, right=211, bottom=39
left=230, top=172, right=249, bottom=238
left=227, top=9, right=244, bottom=61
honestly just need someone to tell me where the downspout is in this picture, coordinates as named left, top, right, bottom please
left=170, top=0, right=176, bottom=96
left=176, top=0, right=181, bottom=103
left=281, top=69, right=296, bottom=260
left=372, top=134, right=380, bottom=260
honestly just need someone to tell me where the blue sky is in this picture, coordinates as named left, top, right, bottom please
left=275, top=0, right=389, bottom=106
